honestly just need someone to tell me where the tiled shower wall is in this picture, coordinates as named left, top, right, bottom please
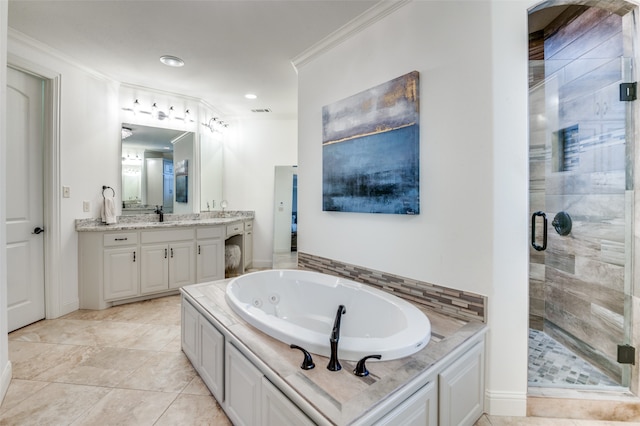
left=298, top=252, right=486, bottom=323
left=529, top=7, right=628, bottom=382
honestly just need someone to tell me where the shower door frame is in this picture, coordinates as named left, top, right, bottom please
left=528, top=2, right=640, bottom=393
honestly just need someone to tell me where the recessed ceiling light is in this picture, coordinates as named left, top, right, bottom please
left=245, top=93, right=257, bottom=100
left=160, top=55, right=184, bottom=67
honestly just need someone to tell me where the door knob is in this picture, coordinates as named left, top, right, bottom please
left=32, top=227, right=44, bottom=235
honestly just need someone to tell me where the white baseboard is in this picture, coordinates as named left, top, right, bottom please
left=60, top=299, right=79, bottom=317
left=0, top=360, right=12, bottom=405
left=485, top=389, right=527, bottom=416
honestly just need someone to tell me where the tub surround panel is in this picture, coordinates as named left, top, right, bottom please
left=297, top=252, right=486, bottom=323
left=182, top=280, right=486, bottom=425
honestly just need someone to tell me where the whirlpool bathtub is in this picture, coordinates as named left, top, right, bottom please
left=225, top=269, right=431, bottom=361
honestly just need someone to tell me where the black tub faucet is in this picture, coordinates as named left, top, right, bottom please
left=327, top=305, right=346, bottom=371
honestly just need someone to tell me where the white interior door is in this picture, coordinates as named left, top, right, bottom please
left=6, top=67, right=46, bottom=332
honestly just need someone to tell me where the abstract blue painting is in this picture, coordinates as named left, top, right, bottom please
left=322, top=71, right=420, bottom=214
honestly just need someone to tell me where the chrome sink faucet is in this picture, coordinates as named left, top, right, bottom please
left=327, top=305, right=346, bottom=371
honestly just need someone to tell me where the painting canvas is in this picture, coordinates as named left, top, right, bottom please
left=322, top=71, right=419, bottom=214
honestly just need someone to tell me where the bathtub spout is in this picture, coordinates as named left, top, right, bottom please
left=327, top=305, right=346, bottom=371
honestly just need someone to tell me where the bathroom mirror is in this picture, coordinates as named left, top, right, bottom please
left=273, top=165, right=298, bottom=268
left=121, top=123, right=195, bottom=215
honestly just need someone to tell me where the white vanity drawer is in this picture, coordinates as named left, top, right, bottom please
left=141, top=228, right=195, bottom=244
left=226, top=223, right=243, bottom=237
left=244, top=221, right=253, bottom=231
left=103, top=232, right=137, bottom=247
left=197, top=226, right=223, bottom=240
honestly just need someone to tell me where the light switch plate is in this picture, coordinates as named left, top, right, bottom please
left=63, top=186, right=71, bottom=198
left=83, top=201, right=90, bottom=212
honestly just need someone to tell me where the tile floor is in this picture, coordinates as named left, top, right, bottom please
left=0, top=271, right=633, bottom=425
left=528, top=329, right=619, bottom=388
left=1, top=295, right=231, bottom=425
left=475, top=414, right=632, bottom=425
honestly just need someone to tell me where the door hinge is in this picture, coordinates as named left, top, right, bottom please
left=620, top=82, right=637, bottom=101
left=617, top=344, right=635, bottom=365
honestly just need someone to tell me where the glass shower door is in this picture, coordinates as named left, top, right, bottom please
left=528, top=56, right=633, bottom=388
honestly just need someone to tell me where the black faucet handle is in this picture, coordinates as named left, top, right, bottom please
left=353, top=354, right=382, bottom=377
left=290, top=344, right=315, bottom=370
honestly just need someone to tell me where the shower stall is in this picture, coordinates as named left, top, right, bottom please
left=528, top=3, right=636, bottom=389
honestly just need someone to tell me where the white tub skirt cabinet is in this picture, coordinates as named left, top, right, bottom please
left=181, top=293, right=486, bottom=426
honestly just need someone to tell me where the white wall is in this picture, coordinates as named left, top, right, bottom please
left=0, top=0, right=11, bottom=405
left=297, top=1, right=529, bottom=415
left=8, top=32, right=121, bottom=318
left=224, top=117, right=297, bottom=267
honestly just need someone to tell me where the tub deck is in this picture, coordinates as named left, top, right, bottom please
left=182, top=279, right=487, bottom=425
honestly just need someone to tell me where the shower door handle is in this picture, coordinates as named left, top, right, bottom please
left=531, top=211, right=547, bottom=251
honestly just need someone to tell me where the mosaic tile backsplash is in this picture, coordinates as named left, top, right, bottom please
left=298, top=252, right=486, bottom=323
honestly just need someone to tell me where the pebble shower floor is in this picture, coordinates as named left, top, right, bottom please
left=528, top=329, right=618, bottom=387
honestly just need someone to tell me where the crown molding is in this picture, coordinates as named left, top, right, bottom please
left=290, top=0, right=411, bottom=71
left=8, top=28, right=114, bottom=84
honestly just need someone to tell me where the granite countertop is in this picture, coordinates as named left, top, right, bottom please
left=75, top=211, right=254, bottom=232
left=182, top=280, right=487, bottom=425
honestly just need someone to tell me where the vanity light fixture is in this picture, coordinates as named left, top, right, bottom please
left=184, top=109, right=191, bottom=122
left=168, top=106, right=175, bottom=120
left=203, top=116, right=230, bottom=133
left=160, top=55, right=184, bottom=67
left=121, top=127, right=133, bottom=140
left=207, top=117, right=218, bottom=132
left=151, top=103, right=158, bottom=119
left=132, top=99, right=140, bottom=115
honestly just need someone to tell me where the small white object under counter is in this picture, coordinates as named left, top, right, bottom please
left=76, top=213, right=254, bottom=309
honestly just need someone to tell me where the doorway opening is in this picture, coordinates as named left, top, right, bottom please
left=528, top=1, right=636, bottom=392
left=273, top=165, right=298, bottom=269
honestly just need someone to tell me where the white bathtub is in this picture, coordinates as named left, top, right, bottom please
left=225, top=269, right=431, bottom=361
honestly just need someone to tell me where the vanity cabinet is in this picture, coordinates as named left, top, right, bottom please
left=140, top=229, right=196, bottom=295
left=79, top=221, right=248, bottom=309
left=244, top=221, right=253, bottom=269
left=102, top=232, right=139, bottom=301
left=196, top=227, right=224, bottom=283
left=140, top=242, right=195, bottom=294
left=103, top=247, right=139, bottom=300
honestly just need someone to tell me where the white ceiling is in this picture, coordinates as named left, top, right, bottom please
left=8, top=0, right=378, bottom=119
